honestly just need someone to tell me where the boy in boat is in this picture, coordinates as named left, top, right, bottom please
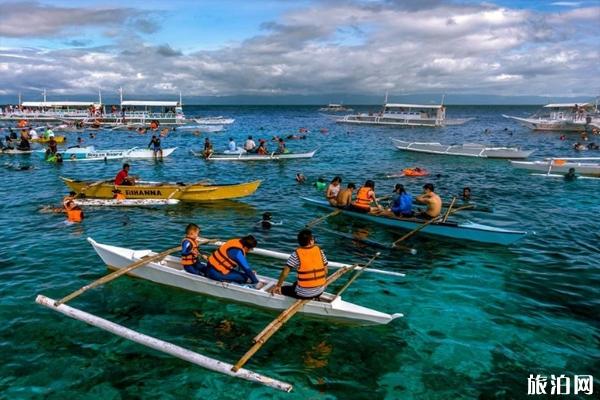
left=272, top=229, right=328, bottom=299
left=336, top=182, right=355, bottom=207
left=181, top=223, right=207, bottom=275
left=148, top=135, right=163, bottom=160
left=206, top=235, right=260, bottom=286
left=351, top=180, right=380, bottom=213
left=415, top=183, right=442, bottom=220
left=114, top=163, right=135, bottom=186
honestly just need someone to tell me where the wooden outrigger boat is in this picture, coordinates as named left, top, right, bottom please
left=194, top=149, right=318, bottom=161
left=62, top=177, right=261, bottom=202
left=87, top=238, right=403, bottom=325
left=31, top=136, right=66, bottom=143
left=392, top=139, right=534, bottom=159
left=302, top=197, right=526, bottom=245
left=510, top=157, right=600, bottom=176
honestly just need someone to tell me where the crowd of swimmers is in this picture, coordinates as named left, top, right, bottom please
left=180, top=223, right=330, bottom=299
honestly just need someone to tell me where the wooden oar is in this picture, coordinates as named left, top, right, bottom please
left=54, top=246, right=179, bottom=306
left=442, top=197, right=457, bottom=223
left=305, top=209, right=341, bottom=228
left=231, top=253, right=379, bottom=373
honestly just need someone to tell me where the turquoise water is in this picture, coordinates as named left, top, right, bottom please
left=0, top=106, right=598, bottom=399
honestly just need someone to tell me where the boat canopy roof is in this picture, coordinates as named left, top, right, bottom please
left=121, top=100, right=179, bottom=107
left=385, top=103, right=443, bottom=109
left=21, top=101, right=100, bottom=107
left=544, top=103, right=590, bottom=108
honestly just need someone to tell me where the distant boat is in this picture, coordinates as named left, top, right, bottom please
left=510, top=157, right=600, bottom=176
left=392, top=139, right=534, bottom=159
left=193, top=117, right=235, bottom=125
left=194, top=149, right=318, bottom=161
left=336, top=102, right=473, bottom=128
left=319, top=103, right=353, bottom=112
left=503, top=102, right=600, bottom=132
left=173, top=124, right=224, bottom=132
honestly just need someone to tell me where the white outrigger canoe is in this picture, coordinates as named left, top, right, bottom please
left=194, top=117, right=235, bottom=125
left=392, top=139, right=533, bottom=159
left=173, top=124, right=224, bottom=132
left=88, top=238, right=403, bottom=325
left=196, top=149, right=318, bottom=161
left=0, top=148, right=34, bottom=155
left=74, top=198, right=180, bottom=207
left=35, top=146, right=176, bottom=161
left=510, top=157, right=600, bottom=176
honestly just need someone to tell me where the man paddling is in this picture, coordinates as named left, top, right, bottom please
left=272, top=229, right=328, bottom=299
left=415, top=183, right=442, bottom=220
left=114, top=163, right=135, bottom=186
left=206, top=235, right=260, bottom=286
left=181, top=223, right=207, bottom=275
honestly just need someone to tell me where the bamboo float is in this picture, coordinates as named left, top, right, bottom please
left=305, top=209, right=341, bottom=228
left=54, top=246, right=180, bottom=306
left=35, top=295, right=293, bottom=392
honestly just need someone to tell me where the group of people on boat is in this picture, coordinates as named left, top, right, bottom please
left=322, top=176, right=444, bottom=220
left=180, top=224, right=329, bottom=299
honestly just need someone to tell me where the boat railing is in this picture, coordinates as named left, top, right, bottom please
left=1, top=110, right=94, bottom=118
left=122, top=111, right=182, bottom=120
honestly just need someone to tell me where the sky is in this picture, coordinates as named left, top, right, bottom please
left=0, top=0, right=599, bottom=103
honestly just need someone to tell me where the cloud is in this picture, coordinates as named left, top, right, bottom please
left=0, top=0, right=599, bottom=98
left=0, top=1, right=157, bottom=38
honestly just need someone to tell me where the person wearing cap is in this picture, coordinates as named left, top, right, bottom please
left=336, top=183, right=356, bottom=207
left=389, top=184, right=413, bottom=217
left=112, top=189, right=126, bottom=201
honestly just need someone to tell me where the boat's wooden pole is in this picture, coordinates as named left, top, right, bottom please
left=231, top=264, right=357, bottom=373
left=305, top=209, right=341, bottom=228
left=54, top=246, right=179, bottom=306
left=332, top=252, right=381, bottom=299
left=36, top=295, right=293, bottom=392
left=76, top=179, right=108, bottom=197
left=442, top=197, right=457, bottom=223
left=391, top=217, right=440, bottom=248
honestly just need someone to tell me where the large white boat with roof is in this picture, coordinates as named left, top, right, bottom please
left=335, top=102, right=472, bottom=127
left=503, top=102, right=600, bottom=132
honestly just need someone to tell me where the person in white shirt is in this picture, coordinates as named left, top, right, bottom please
left=244, top=135, right=256, bottom=152
left=228, top=137, right=237, bottom=152
left=29, top=128, right=39, bottom=140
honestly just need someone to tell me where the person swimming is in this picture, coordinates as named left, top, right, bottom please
left=564, top=168, right=578, bottom=181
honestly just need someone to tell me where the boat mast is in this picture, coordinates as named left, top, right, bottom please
left=119, top=87, right=123, bottom=105
left=43, top=88, right=47, bottom=102
left=179, top=91, right=182, bottom=106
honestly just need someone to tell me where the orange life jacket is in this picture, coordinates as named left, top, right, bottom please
left=296, top=245, right=327, bottom=288
left=66, top=208, right=83, bottom=222
left=208, top=239, right=244, bottom=275
left=352, top=187, right=372, bottom=210
left=114, top=193, right=126, bottom=201
left=181, top=236, right=199, bottom=266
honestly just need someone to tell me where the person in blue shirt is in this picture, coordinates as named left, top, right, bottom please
left=181, top=223, right=207, bottom=275
left=390, top=184, right=414, bottom=217
left=206, top=235, right=261, bottom=286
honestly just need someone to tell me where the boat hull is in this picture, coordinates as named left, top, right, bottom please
left=74, top=198, right=179, bottom=207
left=31, top=136, right=66, bottom=143
left=62, top=178, right=261, bottom=202
left=302, top=197, right=526, bottom=245
left=502, top=115, right=589, bottom=132
left=510, top=160, right=600, bottom=176
left=43, top=147, right=176, bottom=161
left=392, top=139, right=533, bottom=159
left=201, top=149, right=317, bottom=161
left=88, top=238, right=401, bottom=325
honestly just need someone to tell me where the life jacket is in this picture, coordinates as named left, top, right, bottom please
left=66, top=208, right=83, bottom=222
left=296, top=245, right=327, bottom=288
left=208, top=239, right=244, bottom=275
left=181, top=236, right=199, bottom=266
left=114, top=193, right=126, bottom=201
left=352, top=187, right=372, bottom=210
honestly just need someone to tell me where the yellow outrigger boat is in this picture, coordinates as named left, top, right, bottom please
left=61, top=177, right=261, bottom=202
left=32, top=136, right=66, bottom=143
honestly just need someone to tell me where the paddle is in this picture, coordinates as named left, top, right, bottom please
left=54, top=246, right=180, bottom=306
left=231, top=252, right=380, bottom=373
left=305, top=209, right=341, bottom=228
left=442, top=197, right=457, bottom=223
left=391, top=216, right=441, bottom=248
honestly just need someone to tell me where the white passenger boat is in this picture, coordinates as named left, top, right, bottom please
left=196, top=149, right=318, bottom=161
left=392, top=139, right=533, bottom=159
left=194, top=117, right=235, bottom=125
left=74, top=198, right=179, bottom=207
left=336, top=102, right=473, bottom=128
left=35, top=146, right=176, bottom=161
left=88, top=238, right=403, bottom=325
left=503, top=103, right=600, bottom=132
left=510, top=158, right=600, bottom=176
left=319, top=103, right=353, bottom=112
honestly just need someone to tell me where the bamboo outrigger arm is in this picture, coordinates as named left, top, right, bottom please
left=36, top=295, right=293, bottom=392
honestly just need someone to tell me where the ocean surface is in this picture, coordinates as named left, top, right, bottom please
left=0, top=105, right=598, bottom=399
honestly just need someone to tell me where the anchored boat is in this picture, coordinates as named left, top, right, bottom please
left=302, top=197, right=526, bottom=245
left=510, top=158, right=600, bottom=176
left=61, top=177, right=261, bottom=202
left=503, top=103, right=600, bottom=132
left=36, top=146, right=176, bottom=161
left=88, top=238, right=403, bottom=325
left=195, top=149, right=318, bottom=161
left=392, top=139, right=533, bottom=159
